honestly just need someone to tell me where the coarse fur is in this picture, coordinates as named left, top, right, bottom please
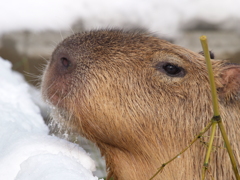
left=41, top=29, right=240, bottom=180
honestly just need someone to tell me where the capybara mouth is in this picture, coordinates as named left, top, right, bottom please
left=47, top=92, right=64, bottom=107
left=42, top=80, right=70, bottom=108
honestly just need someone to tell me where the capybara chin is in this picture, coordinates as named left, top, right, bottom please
left=41, top=29, right=240, bottom=180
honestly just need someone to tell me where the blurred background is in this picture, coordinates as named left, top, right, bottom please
left=1, top=0, right=240, bottom=177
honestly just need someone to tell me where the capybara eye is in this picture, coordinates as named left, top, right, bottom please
left=155, top=62, right=185, bottom=77
left=61, top=57, right=71, bottom=68
left=163, top=63, right=181, bottom=75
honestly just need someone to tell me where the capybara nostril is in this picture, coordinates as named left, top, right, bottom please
left=61, top=57, right=71, bottom=68
left=53, top=52, right=76, bottom=74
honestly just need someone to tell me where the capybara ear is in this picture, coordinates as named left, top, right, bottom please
left=218, top=64, right=240, bottom=98
left=199, top=51, right=215, bottom=59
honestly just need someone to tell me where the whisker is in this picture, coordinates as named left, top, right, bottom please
left=59, top=30, right=64, bottom=41
left=70, top=27, right=75, bottom=36
left=44, top=76, right=59, bottom=93
left=38, top=55, right=49, bottom=63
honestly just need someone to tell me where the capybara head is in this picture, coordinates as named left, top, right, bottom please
left=41, top=29, right=240, bottom=180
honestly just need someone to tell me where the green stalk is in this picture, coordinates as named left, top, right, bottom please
left=218, top=119, right=240, bottom=180
left=200, top=35, right=218, bottom=180
left=200, top=35, right=240, bottom=180
left=200, top=36, right=219, bottom=116
left=201, top=120, right=217, bottom=180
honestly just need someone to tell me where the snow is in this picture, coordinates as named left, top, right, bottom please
left=0, top=57, right=99, bottom=180
left=0, top=0, right=240, bottom=38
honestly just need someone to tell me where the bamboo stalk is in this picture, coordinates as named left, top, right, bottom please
left=200, top=35, right=240, bottom=180
left=218, top=120, right=240, bottom=180
left=201, top=120, right=217, bottom=180
left=200, top=36, right=219, bottom=116
left=200, top=35, right=218, bottom=180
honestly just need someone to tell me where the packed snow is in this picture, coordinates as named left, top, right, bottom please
left=0, top=0, right=240, bottom=38
left=0, top=57, right=99, bottom=180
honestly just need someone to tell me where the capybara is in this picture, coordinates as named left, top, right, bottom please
left=41, top=29, right=240, bottom=180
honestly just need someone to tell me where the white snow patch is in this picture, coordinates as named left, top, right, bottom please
left=0, top=57, right=99, bottom=180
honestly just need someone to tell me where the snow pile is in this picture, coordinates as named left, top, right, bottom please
left=0, top=0, right=240, bottom=38
left=0, top=57, right=99, bottom=180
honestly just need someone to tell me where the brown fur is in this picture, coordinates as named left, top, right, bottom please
left=41, top=29, right=240, bottom=180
